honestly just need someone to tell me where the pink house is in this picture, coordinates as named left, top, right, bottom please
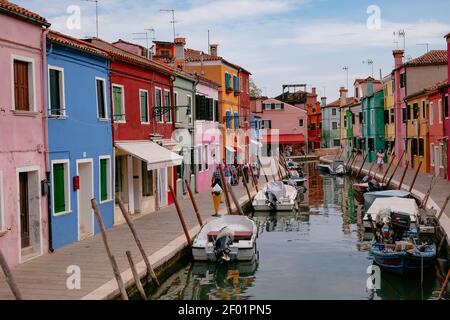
left=252, top=98, right=307, bottom=156
left=392, top=50, right=407, bottom=163
left=195, top=76, right=220, bottom=193
left=0, top=2, right=50, bottom=267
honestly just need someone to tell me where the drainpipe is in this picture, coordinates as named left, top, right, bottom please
left=42, top=27, right=53, bottom=252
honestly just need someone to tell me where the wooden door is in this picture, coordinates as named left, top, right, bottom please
left=19, top=172, right=30, bottom=248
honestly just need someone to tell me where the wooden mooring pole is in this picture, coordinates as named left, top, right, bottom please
left=437, top=193, right=450, bottom=220
left=257, top=156, right=269, bottom=183
left=366, top=161, right=376, bottom=179
left=420, top=177, right=437, bottom=209
left=218, top=164, right=233, bottom=215
left=408, top=161, right=422, bottom=193
left=117, top=198, right=159, bottom=287
left=91, top=198, right=128, bottom=300
left=169, top=186, right=192, bottom=246
left=356, top=153, right=368, bottom=178
left=239, top=166, right=252, bottom=203
left=125, top=251, right=147, bottom=300
left=227, top=182, right=244, bottom=215
left=184, top=179, right=203, bottom=227
left=438, top=267, right=450, bottom=300
left=0, top=250, right=22, bottom=300
left=398, top=160, right=409, bottom=190
left=248, top=164, right=259, bottom=192
left=381, top=155, right=395, bottom=183
left=386, top=152, right=404, bottom=187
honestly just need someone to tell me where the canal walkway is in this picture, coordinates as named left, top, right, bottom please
left=322, top=155, right=450, bottom=248
left=0, top=181, right=259, bottom=300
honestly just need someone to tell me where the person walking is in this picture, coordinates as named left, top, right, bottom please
left=224, top=164, right=232, bottom=185
left=211, top=166, right=222, bottom=188
left=243, top=163, right=249, bottom=184
left=376, top=150, right=385, bottom=173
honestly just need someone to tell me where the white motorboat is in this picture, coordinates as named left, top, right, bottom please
left=252, top=181, right=298, bottom=211
left=363, top=189, right=410, bottom=208
left=192, top=215, right=257, bottom=262
left=318, top=159, right=346, bottom=175
left=363, top=197, right=418, bottom=232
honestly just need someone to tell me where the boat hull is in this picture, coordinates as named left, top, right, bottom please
left=192, top=244, right=257, bottom=262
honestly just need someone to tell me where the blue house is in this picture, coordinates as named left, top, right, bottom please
left=46, top=31, right=114, bottom=249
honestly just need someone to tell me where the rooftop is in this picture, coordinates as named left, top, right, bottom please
left=0, top=0, right=50, bottom=26
left=48, top=30, right=109, bottom=58
left=404, top=50, right=447, bottom=67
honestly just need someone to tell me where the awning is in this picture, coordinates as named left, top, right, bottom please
left=262, top=134, right=305, bottom=144
left=116, top=141, right=183, bottom=170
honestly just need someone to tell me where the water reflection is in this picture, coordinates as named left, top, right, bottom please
left=150, top=163, right=447, bottom=300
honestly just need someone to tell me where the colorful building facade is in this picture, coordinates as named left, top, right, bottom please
left=306, top=88, right=321, bottom=151
left=322, top=97, right=341, bottom=148
left=0, top=1, right=50, bottom=267
left=362, top=88, right=385, bottom=163
left=46, top=31, right=114, bottom=248
left=383, top=74, right=395, bottom=163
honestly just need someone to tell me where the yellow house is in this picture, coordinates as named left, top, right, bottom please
left=185, top=45, right=241, bottom=164
left=382, top=75, right=395, bottom=163
left=405, top=90, right=429, bottom=173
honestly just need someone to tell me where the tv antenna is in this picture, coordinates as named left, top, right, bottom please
left=83, top=0, right=99, bottom=37
left=160, top=9, right=177, bottom=40
left=132, top=28, right=155, bottom=59
left=362, top=59, right=374, bottom=77
left=393, top=29, right=406, bottom=50
left=342, top=66, right=349, bottom=90
left=416, top=43, right=430, bottom=53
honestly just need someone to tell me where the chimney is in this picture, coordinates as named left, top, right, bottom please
left=209, top=44, right=218, bottom=57
left=311, top=87, right=316, bottom=96
left=393, top=49, right=404, bottom=69
left=174, top=37, right=186, bottom=70
left=339, top=87, right=348, bottom=106
left=321, top=97, right=327, bottom=108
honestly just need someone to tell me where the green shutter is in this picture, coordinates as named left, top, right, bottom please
left=100, top=159, right=108, bottom=201
left=113, top=86, right=122, bottom=120
left=53, top=163, right=66, bottom=213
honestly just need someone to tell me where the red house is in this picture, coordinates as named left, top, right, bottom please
left=86, top=38, right=182, bottom=224
left=306, top=88, right=321, bottom=151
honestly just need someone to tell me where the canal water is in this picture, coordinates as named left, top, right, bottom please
left=148, top=162, right=447, bottom=300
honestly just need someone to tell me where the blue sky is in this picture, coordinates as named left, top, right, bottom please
left=16, top=0, right=450, bottom=101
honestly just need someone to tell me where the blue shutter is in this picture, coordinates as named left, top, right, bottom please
left=233, top=76, right=238, bottom=91
left=225, top=73, right=231, bottom=89
left=226, top=111, right=232, bottom=128
left=234, top=112, right=239, bottom=128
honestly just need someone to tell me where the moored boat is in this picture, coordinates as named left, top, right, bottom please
left=363, top=189, right=410, bottom=208
left=318, top=159, right=346, bottom=175
left=192, top=216, right=258, bottom=263
left=353, top=181, right=386, bottom=194
left=252, top=181, right=298, bottom=211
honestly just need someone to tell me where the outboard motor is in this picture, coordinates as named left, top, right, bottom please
left=368, top=179, right=381, bottom=192
left=361, top=175, right=369, bottom=183
left=390, top=212, right=411, bottom=241
left=265, top=191, right=278, bottom=211
left=214, top=226, right=234, bottom=263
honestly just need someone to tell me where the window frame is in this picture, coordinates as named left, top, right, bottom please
left=174, top=91, right=180, bottom=123
left=47, top=65, right=66, bottom=118
left=445, top=95, right=449, bottom=119
left=197, top=145, right=203, bottom=172
left=112, top=84, right=126, bottom=123
left=99, top=156, right=113, bottom=204
left=430, top=143, right=435, bottom=166
left=186, top=94, right=192, bottom=124
left=139, top=89, right=150, bottom=124
left=421, top=100, right=425, bottom=120
left=95, top=77, right=108, bottom=120
left=438, top=99, right=443, bottom=124
left=164, top=89, right=172, bottom=123
left=430, top=102, right=434, bottom=125
left=11, top=54, right=37, bottom=112
left=51, top=159, right=71, bottom=216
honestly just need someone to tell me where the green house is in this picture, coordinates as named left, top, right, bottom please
left=362, top=89, right=385, bottom=162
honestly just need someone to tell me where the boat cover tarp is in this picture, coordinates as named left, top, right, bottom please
left=265, top=181, right=286, bottom=199
left=367, top=197, right=418, bottom=217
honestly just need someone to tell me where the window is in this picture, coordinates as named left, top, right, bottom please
left=359, top=112, right=363, bottom=124
left=96, top=78, right=107, bottom=119
left=274, top=103, right=282, bottom=110
left=332, top=122, right=338, bottom=130
left=225, top=73, right=232, bottom=90
left=226, top=111, right=232, bottom=128
left=413, top=103, right=419, bottom=120
left=52, top=160, right=70, bottom=215
left=115, top=156, right=124, bottom=202
left=197, top=146, right=203, bottom=172
left=355, top=87, right=359, bottom=98
left=261, top=120, right=271, bottom=129
left=155, top=88, right=163, bottom=122
left=233, top=75, right=239, bottom=91
left=370, top=109, right=374, bottom=125
left=204, top=145, right=209, bottom=170
left=174, top=92, right=180, bottom=123
left=234, top=112, right=240, bottom=128
left=112, top=84, right=125, bottom=122
left=390, top=109, right=395, bottom=123
left=0, top=171, right=4, bottom=232
left=164, top=90, right=171, bottom=122
left=332, top=108, right=337, bottom=116
left=368, top=138, right=374, bottom=152
left=418, top=138, right=424, bottom=157
left=99, top=157, right=112, bottom=202
left=310, top=123, right=317, bottom=131
left=142, top=162, right=153, bottom=197
left=402, top=107, right=407, bottom=123
left=333, top=139, right=340, bottom=147
left=438, top=99, right=443, bottom=123
left=430, top=102, right=434, bottom=125
left=445, top=95, right=449, bottom=118
left=214, top=100, right=219, bottom=122
left=190, top=148, right=195, bottom=175
left=299, top=119, right=304, bottom=127
left=140, top=90, right=149, bottom=123
left=441, top=144, right=445, bottom=168
left=406, top=105, right=411, bottom=121
left=411, top=138, right=418, bottom=156
left=48, top=66, right=65, bottom=116
left=187, top=95, right=192, bottom=123
left=400, top=73, right=406, bottom=88
left=13, top=57, right=36, bottom=112
left=343, top=117, right=347, bottom=128
left=421, top=101, right=426, bottom=119
left=384, top=110, right=389, bottom=125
